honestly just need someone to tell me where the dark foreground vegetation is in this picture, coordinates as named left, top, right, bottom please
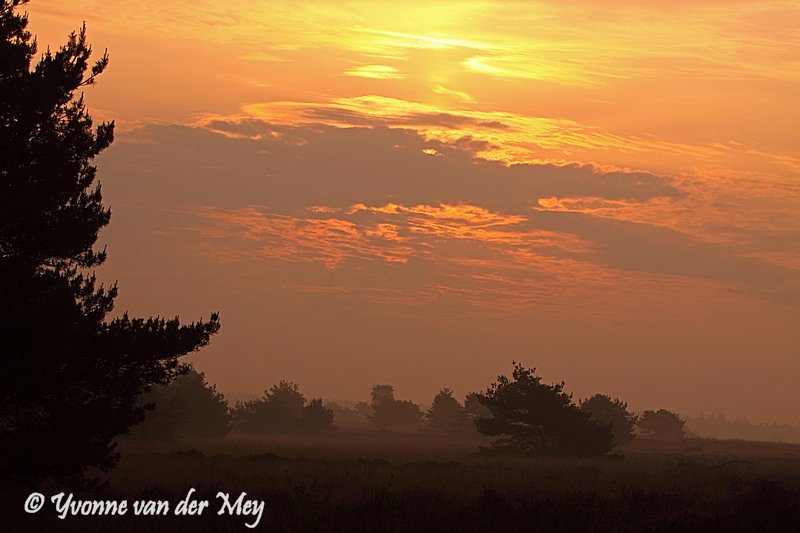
left=4, top=434, right=800, bottom=531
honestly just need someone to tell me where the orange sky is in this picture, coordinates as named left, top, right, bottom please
left=26, top=1, right=800, bottom=422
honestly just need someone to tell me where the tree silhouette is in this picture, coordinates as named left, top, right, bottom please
left=133, top=367, right=230, bottom=441
left=580, top=394, right=637, bottom=448
left=326, top=401, right=373, bottom=429
left=370, top=384, right=423, bottom=428
left=302, top=398, right=336, bottom=432
left=425, top=388, right=471, bottom=434
left=464, top=392, right=491, bottom=425
left=232, top=381, right=335, bottom=434
left=475, top=363, right=613, bottom=455
left=638, top=409, right=686, bottom=440
left=0, top=1, right=219, bottom=482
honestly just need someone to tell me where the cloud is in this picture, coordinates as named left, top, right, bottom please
left=99, top=122, right=799, bottom=307
left=344, top=65, right=405, bottom=79
left=112, top=121, right=682, bottom=210
left=525, top=210, right=799, bottom=294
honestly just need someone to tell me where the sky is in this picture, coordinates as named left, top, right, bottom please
left=25, top=1, right=800, bottom=423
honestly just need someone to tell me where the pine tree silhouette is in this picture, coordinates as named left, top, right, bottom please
left=0, top=0, right=219, bottom=483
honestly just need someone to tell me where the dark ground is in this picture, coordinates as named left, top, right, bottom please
left=4, top=432, right=800, bottom=531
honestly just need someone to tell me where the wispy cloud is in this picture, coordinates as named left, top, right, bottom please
left=344, top=64, right=405, bottom=79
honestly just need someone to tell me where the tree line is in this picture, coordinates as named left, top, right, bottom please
left=135, top=363, right=688, bottom=456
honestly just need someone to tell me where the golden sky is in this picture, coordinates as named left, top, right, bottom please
left=26, top=1, right=800, bottom=422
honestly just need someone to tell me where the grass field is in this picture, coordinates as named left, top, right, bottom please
left=6, top=432, right=800, bottom=531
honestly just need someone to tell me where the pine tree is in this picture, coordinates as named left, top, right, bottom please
left=0, top=0, right=220, bottom=483
left=476, top=363, right=613, bottom=455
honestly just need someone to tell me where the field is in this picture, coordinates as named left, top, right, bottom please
left=5, top=432, right=800, bottom=531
